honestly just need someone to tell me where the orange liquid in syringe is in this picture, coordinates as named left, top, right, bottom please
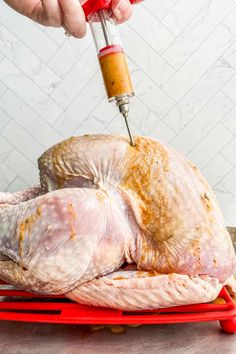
left=98, top=45, right=134, bottom=100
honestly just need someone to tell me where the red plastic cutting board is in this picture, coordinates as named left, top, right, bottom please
left=0, top=280, right=235, bottom=333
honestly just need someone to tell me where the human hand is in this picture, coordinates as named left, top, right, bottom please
left=4, top=0, right=135, bottom=38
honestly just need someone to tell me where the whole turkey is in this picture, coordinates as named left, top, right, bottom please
left=0, top=135, right=235, bottom=310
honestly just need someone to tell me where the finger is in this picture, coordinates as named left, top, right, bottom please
left=58, top=0, right=87, bottom=38
left=112, top=0, right=133, bottom=24
left=40, top=0, right=62, bottom=26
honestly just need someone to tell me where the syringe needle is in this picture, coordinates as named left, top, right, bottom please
left=123, top=112, right=134, bottom=146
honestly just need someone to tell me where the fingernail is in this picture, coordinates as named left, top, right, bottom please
left=116, top=0, right=130, bottom=20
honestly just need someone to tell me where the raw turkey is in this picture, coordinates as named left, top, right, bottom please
left=0, top=135, right=235, bottom=310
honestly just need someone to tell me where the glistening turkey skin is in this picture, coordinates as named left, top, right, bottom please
left=0, top=135, right=235, bottom=310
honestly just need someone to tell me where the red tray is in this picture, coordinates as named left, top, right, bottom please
left=0, top=280, right=235, bottom=333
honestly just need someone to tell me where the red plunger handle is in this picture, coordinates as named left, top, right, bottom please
left=82, top=0, right=141, bottom=19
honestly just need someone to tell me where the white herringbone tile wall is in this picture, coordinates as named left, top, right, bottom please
left=0, top=0, right=236, bottom=225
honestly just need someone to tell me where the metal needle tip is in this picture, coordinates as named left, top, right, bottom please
left=123, top=113, right=134, bottom=146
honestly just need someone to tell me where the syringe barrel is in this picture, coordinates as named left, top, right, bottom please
left=88, top=10, right=134, bottom=102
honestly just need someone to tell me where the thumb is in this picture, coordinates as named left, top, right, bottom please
left=112, top=0, right=133, bottom=23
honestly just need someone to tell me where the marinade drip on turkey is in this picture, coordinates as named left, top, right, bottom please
left=0, top=135, right=235, bottom=310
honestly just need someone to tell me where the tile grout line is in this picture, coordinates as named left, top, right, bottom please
left=0, top=107, right=11, bottom=131
left=45, top=37, right=67, bottom=65
left=162, top=58, right=236, bottom=132
left=187, top=123, right=235, bottom=170
left=0, top=21, right=92, bottom=84
left=221, top=85, right=236, bottom=105
left=0, top=86, right=65, bottom=129
left=3, top=175, right=29, bottom=192
left=161, top=0, right=212, bottom=55
left=212, top=165, right=235, bottom=191
left=202, top=152, right=234, bottom=184
left=219, top=150, right=236, bottom=167
left=162, top=2, right=236, bottom=56
left=50, top=39, right=93, bottom=82
left=167, top=80, right=236, bottom=144
left=0, top=141, right=14, bottom=165
left=126, top=24, right=176, bottom=70
left=161, top=0, right=209, bottom=37
left=0, top=54, right=65, bottom=111
left=185, top=106, right=236, bottom=156
left=128, top=57, right=177, bottom=104
left=2, top=129, right=44, bottom=164
left=48, top=42, right=95, bottom=103
left=143, top=1, right=178, bottom=27
left=214, top=179, right=234, bottom=194
left=3, top=133, right=38, bottom=168
left=131, top=95, right=177, bottom=135
left=70, top=96, right=106, bottom=136
left=0, top=155, right=33, bottom=192
left=51, top=68, right=101, bottom=132
left=162, top=4, right=236, bottom=86
left=0, top=22, right=59, bottom=66
left=1, top=105, right=64, bottom=150
left=46, top=33, right=93, bottom=69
